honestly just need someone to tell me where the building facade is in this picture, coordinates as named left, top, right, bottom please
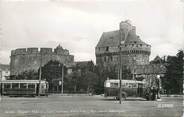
left=10, top=45, right=74, bottom=75
left=95, top=20, right=151, bottom=70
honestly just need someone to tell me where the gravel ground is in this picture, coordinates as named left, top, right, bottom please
left=0, top=95, right=183, bottom=117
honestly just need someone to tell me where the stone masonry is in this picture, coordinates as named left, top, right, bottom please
left=95, top=20, right=151, bottom=70
left=10, top=45, right=74, bottom=75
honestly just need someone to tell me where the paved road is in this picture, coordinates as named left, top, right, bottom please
left=0, top=95, right=183, bottom=117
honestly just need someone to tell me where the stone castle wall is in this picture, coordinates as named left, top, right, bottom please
left=96, top=43, right=151, bottom=68
left=10, top=47, right=74, bottom=75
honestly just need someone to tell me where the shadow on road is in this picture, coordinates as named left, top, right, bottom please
left=101, top=97, right=147, bottom=101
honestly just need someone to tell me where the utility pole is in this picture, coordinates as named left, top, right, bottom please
left=132, top=57, right=136, bottom=80
left=119, top=30, right=124, bottom=104
left=119, top=21, right=131, bottom=104
left=38, top=52, right=42, bottom=96
left=61, top=64, right=64, bottom=94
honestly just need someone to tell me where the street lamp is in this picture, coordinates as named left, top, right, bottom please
left=132, top=57, right=136, bottom=80
left=59, top=63, right=65, bottom=94
left=119, top=40, right=124, bottom=104
left=38, top=52, right=42, bottom=96
left=61, top=64, right=64, bottom=94
left=119, top=21, right=131, bottom=104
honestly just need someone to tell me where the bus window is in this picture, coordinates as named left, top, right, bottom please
left=28, top=84, right=35, bottom=89
left=4, top=83, right=11, bottom=89
left=121, top=83, right=126, bottom=87
left=20, top=83, right=27, bottom=88
left=12, top=83, right=19, bottom=88
left=143, top=84, right=146, bottom=88
left=110, top=83, right=118, bottom=88
left=125, top=83, right=128, bottom=87
left=128, top=83, right=132, bottom=88
left=132, top=83, right=137, bottom=88
left=41, top=83, right=46, bottom=89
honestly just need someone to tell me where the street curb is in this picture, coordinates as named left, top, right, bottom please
left=48, top=94, right=91, bottom=96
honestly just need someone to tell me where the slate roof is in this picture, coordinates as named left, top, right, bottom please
left=96, top=30, right=120, bottom=47
left=96, top=29, right=150, bottom=48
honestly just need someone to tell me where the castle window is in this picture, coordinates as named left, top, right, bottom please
left=106, top=47, right=109, bottom=51
left=140, top=44, right=142, bottom=47
left=134, top=41, right=137, bottom=44
left=132, top=44, right=134, bottom=46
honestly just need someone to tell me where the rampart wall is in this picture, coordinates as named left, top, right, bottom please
left=10, top=47, right=74, bottom=75
left=11, top=47, right=70, bottom=55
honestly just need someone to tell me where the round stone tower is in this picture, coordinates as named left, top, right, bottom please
left=119, top=20, right=151, bottom=66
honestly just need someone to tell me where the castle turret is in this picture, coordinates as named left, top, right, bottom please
left=95, top=20, right=151, bottom=69
left=54, top=44, right=69, bottom=55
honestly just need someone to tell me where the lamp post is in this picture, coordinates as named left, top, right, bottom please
left=132, top=57, right=136, bottom=80
left=59, top=63, right=64, bottom=94
left=119, top=32, right=125, bottom=104
left=119, top=21, right=131, bottom=104
left=61, top=64, right=64, bottom=94
left=38, top=52, right=42, bottom=96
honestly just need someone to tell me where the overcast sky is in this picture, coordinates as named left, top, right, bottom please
left=0, top=0, right=183, bottom=64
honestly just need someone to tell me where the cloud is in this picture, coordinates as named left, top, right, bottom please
left=0, top=0, right=183, bottom=64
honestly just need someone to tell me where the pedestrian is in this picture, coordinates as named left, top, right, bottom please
left=155, top=75, right=161, bottom=99
left=150, top=75, right=161, bottom=100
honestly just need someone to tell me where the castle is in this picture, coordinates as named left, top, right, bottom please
left=96, top=20, right=151, bottom=69
left=95, top=20, right=165, bottom=79
left=10, top=45, right=74, bottom=75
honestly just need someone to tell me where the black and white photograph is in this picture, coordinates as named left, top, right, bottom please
left=0, top=0, right=183, bottom=117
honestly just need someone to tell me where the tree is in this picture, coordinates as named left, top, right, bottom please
left=93, top=65, right=117, bottom=94
left=163, top=50, right=183, bottom=94
left=122, top=66, right=132, bottom=80
left=9, top=70, right=38, bottom=80
left=83, top=71, right=98, bottom=94
left=41, top=60, right=66, bottom=92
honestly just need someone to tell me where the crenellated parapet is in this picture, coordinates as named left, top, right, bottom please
left=40, top=48, right=52, bottom=54
left=27, top=48, right=39, bottom=54
left=11, top=48, right=27, bottom=55
left=11, top=46, right=70, bottom=56
left=120, top=42, right=151, bottom=55
left=10, top=45, right=74, bottom=75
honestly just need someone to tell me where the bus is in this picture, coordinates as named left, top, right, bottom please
left=104, top=79, right=153, bottom=100
left=0, top=80, right=49, bottom=97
